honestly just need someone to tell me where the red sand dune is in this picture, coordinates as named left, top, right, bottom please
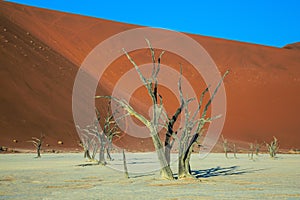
left=1, top=1, right=300, bottom=152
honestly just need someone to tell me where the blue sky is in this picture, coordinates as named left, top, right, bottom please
left=6, top=0, right=300, bottom=47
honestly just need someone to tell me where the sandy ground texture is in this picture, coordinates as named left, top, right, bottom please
left=0, top=153, right=299, bottom=200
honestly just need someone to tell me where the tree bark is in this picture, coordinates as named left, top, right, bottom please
left=151, top=130, right=174, bottom=180
left=178, top=134, right=198, bottom=179
left=37, top=145, right=41, bottom=158
left=99, top=144, right=106, bottom=165
left=122, top=149, right=129, bottom=179
left=98, top=134, right=107, bottom=165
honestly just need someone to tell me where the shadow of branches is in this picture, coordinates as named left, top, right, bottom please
left=191, top=166, right=265, bottom=178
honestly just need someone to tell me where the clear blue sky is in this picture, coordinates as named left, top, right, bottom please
left=6, top=0, right=300, bottom=47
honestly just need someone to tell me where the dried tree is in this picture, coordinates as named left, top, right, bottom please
left=97, top=41, right=173, bottom=179
left=266, top=136, right=279, bottom=158
left=123, top=149, right=129, bottom=179
left=255, top=142, right=261, bottom=156
left=233, top=143, right=237, bottom=159
left=96, top=101, right=120, bottom=161
left=96, top=39, right=228, bottom=180
left=76, top=104, right=120, bottom=165
left=222, top=135, right=229, bottom=159
left=249, top=143, right=254, bottom=160
left=76, top=125, right=99, bottom=162
left=28, top=134, right=45, bottom=158
left=90, top=120, right=108, bottom=165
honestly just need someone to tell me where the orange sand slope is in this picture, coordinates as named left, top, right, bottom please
left=0, top=1, right=299, bottom=151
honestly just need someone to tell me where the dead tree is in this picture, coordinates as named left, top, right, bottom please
left=249, top=143, right=254, bottom=160
left=97, top=41, right=174, bottom=179
left=96, top=102, right=120, bottom=161
left=76, top=104, right=120, bottom=164
left=233, top=143, right=237, bottom=159
left=266, top=136, right=279, bottom=158
left=177, top=77, right=225, bottom=179
left=96, top=39, right=228, bottom=180
left=76, top=125, right=99, bottom=162
left=123, top=149, right=129, bottom=179
left=255, top=142, right=261, bottom=156
left=87, top=120, right=107, bottom=165
left=28, top=134, right=45, bottom=158
left=222, top=135, right=229, bottom=159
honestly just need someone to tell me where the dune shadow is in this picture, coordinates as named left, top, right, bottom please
left=189, top=166, right=265, bottom=179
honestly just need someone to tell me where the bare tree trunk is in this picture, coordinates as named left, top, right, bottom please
left=164, top=144, right=171, bottom=166
left=178, top=134, right=198, bottom=179
left=122, top=149, right=129, bottom=179
left=164, top=102, right=183, bottom=166
left=84, top=149, right=91, bottom=160
left=178, top=155, right=186, bottom=178
left=151, top=131, right=174, bottom=180
left=255, top=144, right=260, bottom=156
left=99, top=145, right=106, bottom=165
left=222, top=135, right=229, bottom=159
left=106, top=147, right=113, bottom=161
left=28, top=135, right=44, bottom=158
left=233, top=143, right=237, bottom=159
left=37, top=144, right=41, bottom=158
left=178, top=132, right=189, bottom=179
left=98, top=134, right=107, bottom=165
left=266, top=136, right=279, bottom=158
left=106, top=139, right=114, bottom=161
left=249, top=143, right=254, bottom=160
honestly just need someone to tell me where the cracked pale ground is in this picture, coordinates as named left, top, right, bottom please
left=0, top=153, right=299, bottom=200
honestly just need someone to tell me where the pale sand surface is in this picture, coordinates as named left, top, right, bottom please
left=0, top=153, right=299, bottom=199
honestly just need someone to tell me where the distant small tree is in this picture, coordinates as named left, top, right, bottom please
left=233, top=143, right=237, bottom=159
left=76, top=126, right=98, bottom=162
left=254, top=142, right=261, bottom=156
left=222, top=135, right=229, bottom=159
left=28, top=134, right=45, bottom=158
left=96, top=101, right=120, bottom=161
left=76, top=105, right=120, bottom=165
left=266, top=136, right=279, bottom=158
left=248, top=143, right=254, bottom=160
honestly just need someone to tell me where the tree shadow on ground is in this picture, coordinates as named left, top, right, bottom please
left=76, top=163, right=99, bottom=167
left=190, top=166, right=265, bottom=178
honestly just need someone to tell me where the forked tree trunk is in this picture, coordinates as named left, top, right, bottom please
left=84, top=148, right=92, bottom=160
